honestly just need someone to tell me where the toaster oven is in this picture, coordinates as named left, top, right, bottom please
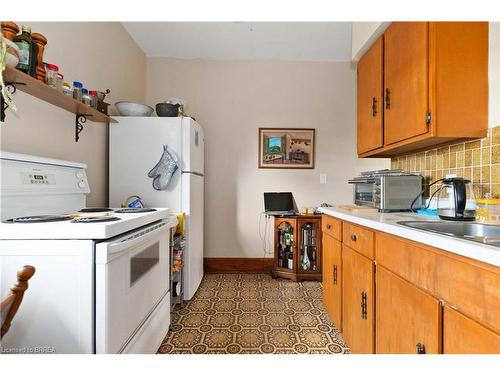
left=348, top=170, right=423, bottom=212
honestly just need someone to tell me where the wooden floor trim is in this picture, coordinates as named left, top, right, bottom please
left=204, top=257, right=274, bottom=273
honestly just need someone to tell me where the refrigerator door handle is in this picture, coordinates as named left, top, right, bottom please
left=181, top=171, right=204, bottom=177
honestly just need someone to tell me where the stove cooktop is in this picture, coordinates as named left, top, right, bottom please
left=71, top=216, right=122, bottom=223
left=5, top=215, right=73, bottom=223
left=0, top=208, right=171, bottom=240
left=114, top=208, right=157, bottom=214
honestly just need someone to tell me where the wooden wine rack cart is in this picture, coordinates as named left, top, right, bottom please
left=272, top=215, right=322, bottom=282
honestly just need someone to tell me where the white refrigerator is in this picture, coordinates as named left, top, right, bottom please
left=109, top=117, right=204, bottom=300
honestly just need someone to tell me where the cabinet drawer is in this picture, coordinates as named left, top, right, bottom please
left=342, top=222, right=374, bottom=259
left=322, top=215, right=342, bottom=241
left=376, top=232, right=500, bottom=333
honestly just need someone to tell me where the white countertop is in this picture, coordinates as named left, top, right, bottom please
left=317, top=207, right=500, bottom=267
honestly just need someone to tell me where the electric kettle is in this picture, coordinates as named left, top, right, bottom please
left=436, top=177, right=476, bottom=221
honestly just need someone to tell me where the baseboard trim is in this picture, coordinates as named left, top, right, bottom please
left=204, top=257, right=274, bottom=273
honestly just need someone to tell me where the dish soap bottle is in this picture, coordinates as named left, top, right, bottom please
left=13, top=25, right=33, bottom=74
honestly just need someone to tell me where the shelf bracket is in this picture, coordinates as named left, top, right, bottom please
left=75, top=114, right=87, bottom=142
left=0, top=82, right=19, bottom=123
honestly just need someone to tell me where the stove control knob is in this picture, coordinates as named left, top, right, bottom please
left=78, top=181, right=86, bottom=188
left=76, top=171, right=85, bottom=179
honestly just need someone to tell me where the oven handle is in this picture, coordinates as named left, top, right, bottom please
left=107, top=221, right=169, bottom=255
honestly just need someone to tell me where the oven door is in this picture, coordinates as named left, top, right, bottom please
left=95, top=220, right=170, bottom=354
left=349, top=179, right=376, bottom=207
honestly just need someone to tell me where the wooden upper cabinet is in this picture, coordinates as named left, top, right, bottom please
left=384, top=22, right=429, bottom=145
left=376, top=266, right=442, bottom=354
left=342, top=245, right=374, bottom=353
left=322, top=234, right=342, bottom=331
left=443, top=306, right=500, bottom=354
left=357, top=21, right=488, bottom=157
left=357, top=36, right=384, bottom=154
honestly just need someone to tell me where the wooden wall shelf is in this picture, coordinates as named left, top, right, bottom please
left=2, top=66, right=117, bottom=141
left=3, top=66, right=116, bottom=123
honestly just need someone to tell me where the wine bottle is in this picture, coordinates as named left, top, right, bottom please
left=288, top=251, right=293, bottom=269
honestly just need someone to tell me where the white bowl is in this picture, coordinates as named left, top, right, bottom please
left=114, top=101, right=154, bottom=117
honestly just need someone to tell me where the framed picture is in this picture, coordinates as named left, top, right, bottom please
left=258, top=128, right=315, bottom=169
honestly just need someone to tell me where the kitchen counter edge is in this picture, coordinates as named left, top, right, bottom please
left=318, top=207, right=500, bottom=267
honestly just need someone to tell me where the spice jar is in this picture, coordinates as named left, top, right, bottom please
left=56, top=73, right=64, bottom=92
left=45, top=64, right=59, bottom=88
left=73, top=81, right=83, bottom=101
left=63, top=82, right=72, bottom=96
left=81, top=88, right=91, bottom=105
left=89, top=90, right=98, bottom=109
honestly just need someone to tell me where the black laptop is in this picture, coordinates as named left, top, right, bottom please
left=264, top=192, right=298, bottom=216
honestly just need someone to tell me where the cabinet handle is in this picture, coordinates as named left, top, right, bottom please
left=385, top=88, right=391, bottom=109
left=333, top=265, right=338, bottom=285
left=350, top=234, right=357, bottom=242
left=361, top=291, right=367, bottom=320
left=326, top=224, right=332, bottom=230
left=372, top=97, right=378, bottom=117
left=416, top=343, right=426, bottom=354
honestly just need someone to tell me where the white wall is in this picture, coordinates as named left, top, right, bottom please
left=0, top=22, right=147, bottom=206
left=146, top=58, right=390, bottom=258
left=351, top=22, right=390, bottom=61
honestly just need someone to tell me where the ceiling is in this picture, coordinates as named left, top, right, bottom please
left=122, top=22, right=352, bottom=61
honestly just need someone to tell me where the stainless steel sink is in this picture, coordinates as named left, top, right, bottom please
left=397, top=221, right=500, bottom=247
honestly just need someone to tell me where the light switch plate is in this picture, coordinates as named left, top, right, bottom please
left=320, top=174, right=327, bottom=184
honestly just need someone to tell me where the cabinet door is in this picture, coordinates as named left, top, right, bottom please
left=342, top=245, right=374, bottom=353
left=384, top=22, right=429, bottom=145
left=297, top=218, right=321, bottom=275
left=444, top=306, right=500, bottom=354
left=274, top=219, right=297, bottom=271
left=322, top=234, right=342, bottom=331
left=357, top=36, right=384, bottom=154
left=376, top=266, right=442, bottom=354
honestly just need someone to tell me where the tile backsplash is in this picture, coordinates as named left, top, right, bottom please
left=391, top=126, right=500, bottom=198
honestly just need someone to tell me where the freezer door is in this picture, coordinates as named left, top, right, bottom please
left=109, top=117, right=183, bottom=209
left=182, top=118, right=204, bottom=175
left=181, top=172, right=204, bottom=300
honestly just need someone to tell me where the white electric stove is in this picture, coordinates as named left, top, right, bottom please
left=0, top=152, right=177, bottom=354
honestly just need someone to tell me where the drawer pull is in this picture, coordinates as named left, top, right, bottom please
left=385, top=88, right=391, bottom=109
left=333, top=265, right=338, bottom=285
left=326, top=224, right=332, bottom=230
left=361, top=291, right=367, bottom=320
left=416, top=342, right=426, bottom=354
left=372, top=97, right=378, bottom=117
left=350, top=234, right=357, bottom=242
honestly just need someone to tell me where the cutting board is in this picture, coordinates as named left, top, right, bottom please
left=336, top=205, right=379, bottom=213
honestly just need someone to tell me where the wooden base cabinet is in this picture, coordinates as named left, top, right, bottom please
left=376, top=266, right=442, bottom=354
left=322, top=233, right=342, bottom=331
left=342, top=245, right=374, bottom=353
left=443, top=306, right=500, bottom=354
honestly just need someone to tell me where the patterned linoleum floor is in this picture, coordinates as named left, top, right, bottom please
left=157, top=273, right=350, bottom=354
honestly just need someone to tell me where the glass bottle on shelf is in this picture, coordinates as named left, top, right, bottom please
left=277, top=229, right=284, bottom=268
left=13, top=25, right=33, bottom=74
left=301, top=222, right=318, bottom=271
left=288, top=252, right=293, bottom=269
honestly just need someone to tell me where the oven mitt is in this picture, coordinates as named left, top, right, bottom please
left=148, top=145, right=179, bottom=191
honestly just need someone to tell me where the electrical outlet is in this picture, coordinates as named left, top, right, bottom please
left=320, top=174, right=327, bottom=184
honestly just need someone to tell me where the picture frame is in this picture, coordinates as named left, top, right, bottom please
left=258, top=128, right=315, bottom=169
